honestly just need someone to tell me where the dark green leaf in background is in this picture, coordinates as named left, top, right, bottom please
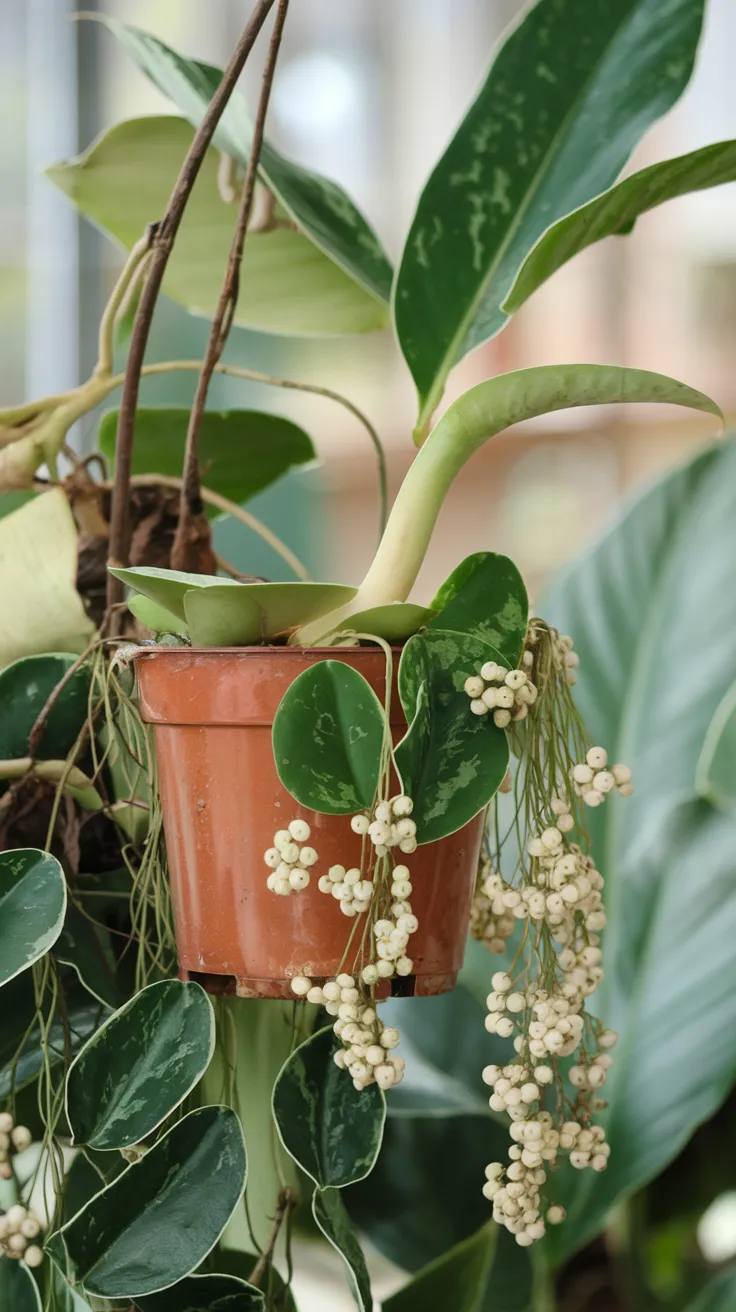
left=313, top=1186, right=372, bottom=1312
left=0, top=1256, right=41, bottom=1312
left=684, top=1265, right=736, bottom=1312
left=66, top=979, right=214, bottom=1150
left=135, top=1272, right=265, bottom=1312
left=54, top=902, right=122, bottom=1009
left=429, top=553, right=528, bottom=665
left=0, top=652, right=90, bottom=760
left=384, top=1222, right=496, bottom=1312
left=0, top=848, right=66, bottom=986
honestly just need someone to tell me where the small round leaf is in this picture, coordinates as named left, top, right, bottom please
left=0, top=848, right=66, bottom=986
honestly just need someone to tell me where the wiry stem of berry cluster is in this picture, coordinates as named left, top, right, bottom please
left=467, top=620, right=633, bottom=1247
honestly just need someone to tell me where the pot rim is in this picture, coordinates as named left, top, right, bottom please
left=133, top=643, right=405, bottom=658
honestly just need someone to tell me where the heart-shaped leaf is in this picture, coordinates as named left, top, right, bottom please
left=273, top=1027, right=385, bottom=1188
left=383, top=1223, right=496, bottom=1312
left=395, top=0, right=706, bottom=434
left=183, top=582, right=357, bottom=647
left=47, top=118, right=389, bottom=337
left=394, top=631, right=509, bottom=843
left=47, top=1106, right=246, bottom=1298
left=696, top=678, right=736, bottom=814
left=66, top=979, right=214, bottom=1150
left=99, top=408, right=315, bottom=516
left=0, top=848, right=66, bottom=986
left=504, top=140, right=736, bottom=314
left=54, top=902, right=122, bottom=1009
left=135, top=1272, right=265, bottom=1311
left=272, top=662, right=385, bottom=814
left=429, top=554, right=528, bottom=665
left=312, top=1186, right=372, bottom=1312
left=0, top=1256, right=41, bottom=1311
left=0, top=653, right=91, bottom=760
left=684, top=1266, right=736, bottom=1312
left=108, top=565, right=241, bottom=622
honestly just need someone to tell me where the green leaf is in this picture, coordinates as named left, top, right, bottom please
left=98, top=408, right=315, bottom=517
left=0, top=652, right=91, bottom=760
left=0, top=489, right=95, bottom=669
left=313, top=1186, right=372, bottom=1312
left=273, top=1027, right=385, bottom=1187
left=272, top=662, right=385, bottom=814
left=384, top=1223, right=496, bottom=1312
left=0, top=848, right=66, bottom=987
left=684, top=1266, right=736, bottom=1312
left=183, top=581, right=357, bottom=647
left=504, top=139, right=736, bottom=314
left=429, top=554, right=528, bottom=664
left=696, top=678, right=736, bottom=813
left=0, top=1256, right=41, bottom=1312
left=91, top=18, right=392, bottom=306
left=47, top=117, right=389, bottom=337
left=128, top=594, right=186, bottom=636
left=205, top=1249, right=296, bottom=1312
left=48, top=1106, right=246, bottom=1298
left=135, top=1272, right=265, bottom=1312
left=394, top=0, right=706, bottom=434
left=0, top=991, right=108, bottom=1100
left=54, top=902, right=122, bottom=1009
left=394, top=631, right=509, bottom=843
left=0, top=490, right=35, bottom=519
left=66, top=979, right=215, bottom=1150
left=108, top=564, right=241, bottom=622
left=539, top=437, right=736, bottom=1257
left=314, top=603, right=436, bottom=644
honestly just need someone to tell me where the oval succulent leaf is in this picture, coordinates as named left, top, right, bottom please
left=47, top=1106, right=246, bottom=1299
left=272, top=662, right=385, bottom=815
left=183, top=582, right=358, bottom=647
left=428, top=553, right=528, bottom=665
left=135, top=1272, right=265, bottom=1312
left=66, top=979, right=215, bottom=1150
left=313, top=602, right=436, bottom=645
left=395, top=631, right=509, bottom=843
left=108, top=565, right=242, bottom=622
left=272, top=1027, right=385, bottom=1188
left=0, top=652, right=91, bottom=760
left=0, top=848, right=66, bottom=987
left=383, top=1222, right=496, bottom=1312
left=312, top=1186, right=372, bottom=1312
left=128, top=594, right=186, bottom=637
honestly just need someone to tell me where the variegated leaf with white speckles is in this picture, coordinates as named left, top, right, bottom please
left=429, top=553, right=528, bottom=666
left=0, top=848, right=67, bottom=987
left=395, top=0, right=706, bottom=435
left=272, top=661, right=385, bottom=815
left=65, top=979, right=215, bottom=1150
left=313, top=1187, right=372, bottom=1312
left=47, top=1107, right=246, bottom=1298
left=272, top=1027, right=385, bottom=1188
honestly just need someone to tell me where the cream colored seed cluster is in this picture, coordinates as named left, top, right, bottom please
left=317, top=864, right=374, bottom=917
left=470, top=866, right=516, bottom=955
left=465, top=660, right=538, bottom=729
left=351, top=794, right=417, bottom=857
left=0, top=1186, right=44, bottom=1267
left=264, top=818, right=318, bottom=895
left=553, top=632, right=579, bottom=685
left=361, top=864, right=418, bottom=984
left=0, top=1112, right=31, bottom=1181
left=571, top=747, right=633, bottom=808
left=290, top=974, right=406, bottom=1091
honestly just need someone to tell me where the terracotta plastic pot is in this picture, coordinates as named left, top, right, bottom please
left=135, top=646, right=484, bottom=999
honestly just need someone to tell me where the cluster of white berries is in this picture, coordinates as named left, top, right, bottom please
left=470, top=864, right=516, bottom=955
left=553, top=632, right=579, bottom=685
left=317, top=864, right=374, bottom=917
left=264, top=819, right=318, bottom=895
left=571, top=747, right=633, bottom=808
left=290, top=974, right=406, bottom=1091
left=0, top=1113, right=31, bottom=1182
left=465, top=660, right=538, bottom=729
left=362, top=865, right=418, bottom=983
left=351, top=795, right=417, bottom=857
left=0, top=1117, right=43, bottom=1265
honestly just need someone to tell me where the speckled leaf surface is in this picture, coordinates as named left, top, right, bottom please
left=272, top=1027, right=385, bottom=1188
left=312, top=1187, right=372, bottom=1312
left=0, top=848, right=66, bottom=986
left=0, top=652, right=91, bottom=760
left=505, top=139, right=736, bottom=314
left=0, top=1256, right=41, bottom=1311
left=89, top=18, right=392, bottom=309
left=47, top=118, right=388, bottom=338
left=184, top=582, right=357, bottom=647
left=384, top=1223, right=496, bottom=1312
left=55, top=902, right=122, bottom=1009
left=66, top=979, right=214, bottom=1150
left=48, top=1107, right=246, bottom=1298
left=395, top=631, right=509, bottom=843
left=696, top=678, right=736, bottom=814
left=395, top=0, right=706, bottom=433
left=135, top=1272, right=264, bottom=1311
left=272, top=663, right=385, bottom=814
left=429, top=553, right=528, bottom=664
left=108, top=565, right=241, bottom=623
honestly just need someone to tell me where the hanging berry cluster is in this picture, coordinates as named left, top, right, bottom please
left=0, top=1112, right=44, bottom=1268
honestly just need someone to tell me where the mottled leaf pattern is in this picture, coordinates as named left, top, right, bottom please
left=0, top=652, right=90, bottom=760
left=312, top=1187, right=372, bottom=1312
left=0, top=848, right=66, bottom=986
left=47, top=1107, right=246, bottom=1298
left=429, top=553, right=528, bottom=664
left=272, top=663, right=385, bottom=814
left=183, top=582, right=357, bottom=647
left=272, top=1027, right=385, bottom=1187
left=135, top=1272, right=265, bottom=1311
left=66, top=979, right=214, bottom=1150
left=383, top=1223, right=496, bottom=1312
left=395, top=0, right=706, bottom=431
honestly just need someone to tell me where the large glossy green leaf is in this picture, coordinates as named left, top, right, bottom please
left=98, top=408, right=315, bottom=517
left=696, top=678, right=736, bottom=814
left=48, top=1106, right=246, bottom=1298
left=429, top=553, right=528, bottom=664
left=0, top=652, right=90, bottom=760
left=54, top=902, right=122, bottom=1009
left=384, top=1223, right=496, bottom=1312
left=395, top=631, right=509, bottom=843
left=505, top=139, right=736, bottom=314
left=395, top=0, right=705, bottom=435
left=684, top=1266, right=736, bottom=1312
left=94, top=17, right=392, bottom=305
left=539, top=437, right=736, bottom=1257
left=0, top=848, right=66, bottom=986
left=183, top=582, right=357, bottom=646
left=272, top=662, right=385, bottom=814
left=66, top=979, right=215, bottom=1150
left=0, top=1256, right=41, bottom=1312
left=313, top=1186, right=372, bottom=1312
left=108, top=564, right=241, bottom=622
left=135, top=1272, right=264, bottom=1311
left=0, top=489, right=95, bottom=669
left=47, top=116, right=388, bottom=337
left=273, top=1027, right=385, bottom=1188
